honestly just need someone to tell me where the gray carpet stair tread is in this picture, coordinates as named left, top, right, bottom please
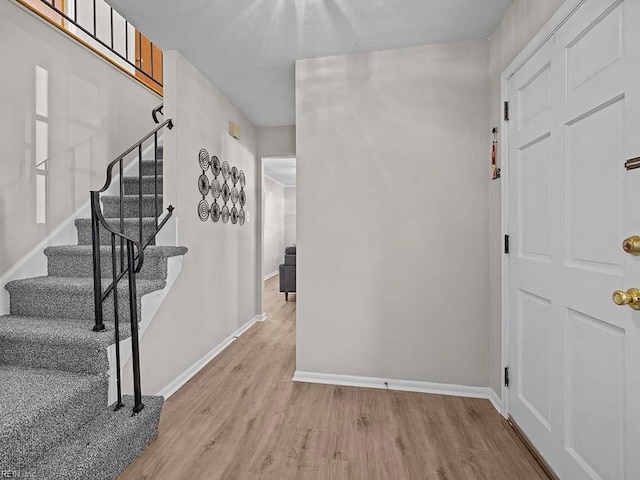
left=5, top=276, right=166, bottom=295
left=102, top=194, right=163, bottom=203
left=122, top=175, right=164, bottom=195
left=74, top=217, right=160, bottom=246
left=0, top=366, right=106, bottom=470
left=44, top=245, right=187, bottom=258
left=0, top=315, right=115, bottom=349
left=101, top=194, right=164, bottom=219
left=0, top=366, right=104, bottom=426
left=122, top=174, right=163, bottom=183
left=30, top=396, right=163, bottom=480
left=0, top=316, right=124, bottom=374
left=75, top=217, right=159, bottom=228
left=140, top=159, right=163, bottom=168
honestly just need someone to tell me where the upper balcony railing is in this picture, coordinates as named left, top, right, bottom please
left=16, top=0, right=163, bottom=95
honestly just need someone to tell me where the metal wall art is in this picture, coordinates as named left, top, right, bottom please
left=197, top=148, right=247, bottom=225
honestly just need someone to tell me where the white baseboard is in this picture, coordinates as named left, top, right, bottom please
left=264, top=270, right=279, bottom=281
left=256, top=312, right=268, bottom=322
left=487, top=388, right=503, bottom=415
left=158, top=314, right=264, bottom=399
left=292, top=371, right=503, bottom=415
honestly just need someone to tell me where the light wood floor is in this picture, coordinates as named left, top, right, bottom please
left=119, top=276, right=549, bottom=480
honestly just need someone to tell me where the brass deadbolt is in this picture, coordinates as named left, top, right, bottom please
left=622, top=236, right=640, bottom=255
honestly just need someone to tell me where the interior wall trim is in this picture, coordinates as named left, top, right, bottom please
left=292, top=371, right=502, bottom=415
left=158, top=313, right=266, bottom=399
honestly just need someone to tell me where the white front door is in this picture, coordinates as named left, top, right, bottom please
left=507, top=0, right=640, bottom=478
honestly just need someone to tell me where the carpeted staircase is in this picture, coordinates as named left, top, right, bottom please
left=0, top=148, right=187, bottom=479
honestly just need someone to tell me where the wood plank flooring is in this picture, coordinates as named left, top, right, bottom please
left=119, top=276, right=549, bottom=480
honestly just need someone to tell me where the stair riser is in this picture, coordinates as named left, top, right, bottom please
left=123, top=177, right=163, bottom=195
left=47, top=254, right=168, bottom=280
left=0, top=340, right=108, bottom=375
left=140, top=161, right=163, bottom=176
left=101, top=197, right=163, bottom=218
left=75, top=219, right=158, bottom=246
left=1, top=379, right=107, bottom=471
left=9, top=289, right=144, bottom=324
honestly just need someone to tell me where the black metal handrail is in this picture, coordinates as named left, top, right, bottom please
left=152, top=104, right=164, bottom=124
left=90, top=116, right=174, bottom=415
left=21, top=0, right=162, bottom=89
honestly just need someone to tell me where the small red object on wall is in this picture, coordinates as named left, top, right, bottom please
left=491, top=127, right=501, bottom=180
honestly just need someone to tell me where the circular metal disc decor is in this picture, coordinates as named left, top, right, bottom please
left=198, top=174, right=210, bottom=196
left=196, top=148, right=247, bottom=227
left=211, top=201, right=221, bottom=222
left=222, top=183, right=231, bottom=202
left=221, top=161, right=231, bottom=181
left=198, top=149, right=211, bottom=171
left=211, top=179, right=221, bottom=199
left=198, top=199, right=210, bottom=221
left=211, top=156, right=221, bottom=176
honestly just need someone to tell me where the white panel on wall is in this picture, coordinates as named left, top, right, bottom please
left=296, top=39, right=491, bottom=387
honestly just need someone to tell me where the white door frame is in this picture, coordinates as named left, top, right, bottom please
left=500, top=0, right=588, bottom=419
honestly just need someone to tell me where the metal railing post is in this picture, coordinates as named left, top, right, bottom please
left=127, top=240, right=144, bottom=414
left=90, top=192, right=105, bottom=332
left=111, top=233, right=124, bottom=410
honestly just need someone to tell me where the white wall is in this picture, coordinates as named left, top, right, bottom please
left=258, top=126, right=296, bottom=159
left=0, top=0, right=160, bottom=276
left=285, top=187, right=296, bottom=246
left=123, top=50, right=260, bottom=394
left=296, top=40, right=491, bottom=387
left=263, top=176, right=286, bottom=278
left=487, top=0, right=565, bottom=395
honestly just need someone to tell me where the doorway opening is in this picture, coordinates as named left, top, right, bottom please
left=262, top=156, right=296, bottom=304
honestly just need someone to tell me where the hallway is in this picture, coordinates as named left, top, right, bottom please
left=119, top=277, right=549, bottom=479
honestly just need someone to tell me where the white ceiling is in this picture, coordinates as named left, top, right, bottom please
left=264, top=157, right=296, bottom=187
left=109, top=0, right=512, bottom=127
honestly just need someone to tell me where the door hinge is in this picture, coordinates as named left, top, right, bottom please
left=504, top=234, right=510, bottom=254
left=504, top=101, right=510, bottom=122
left=504, top=367, right=510, bottom=388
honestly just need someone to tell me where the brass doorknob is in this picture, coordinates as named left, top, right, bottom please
left=622, top=236, right=640, bottom=255
left=612, top=288, right=640, bottom=310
